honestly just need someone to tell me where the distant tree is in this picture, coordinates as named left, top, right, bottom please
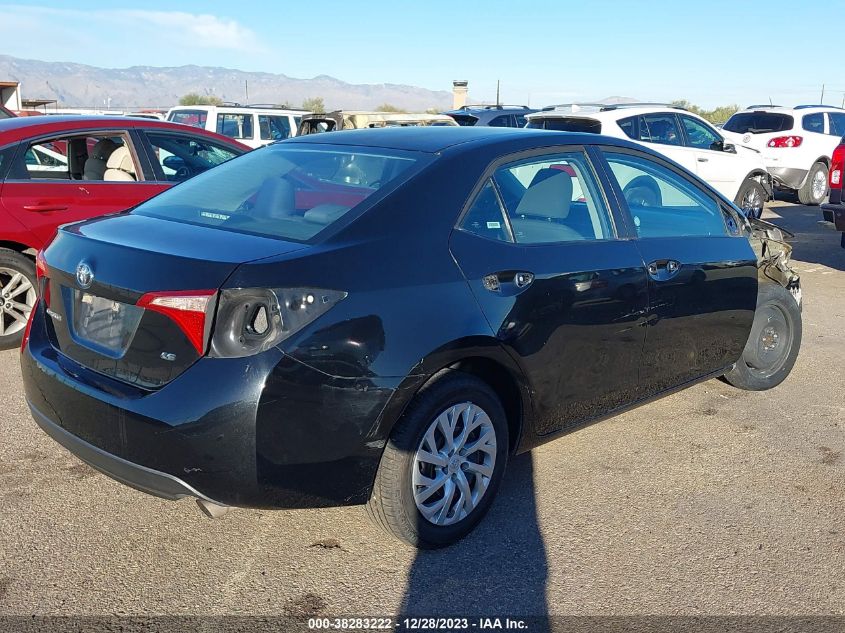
left=672, top=99, right=739, bottom=125
left=375, top=103, right=407, bottom=113
left=179, top=93, right=223, bottom=106
left=301, top=97, right=326, bottom=114
left=425, top=107, right=442, bottom=114
left=276, top=102, right=293, bottom=109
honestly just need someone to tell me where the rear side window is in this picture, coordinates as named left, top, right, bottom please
left=723, top=112, right=794, bottom=134
left=216, top=113, right=254, bottom=139
left=603, top=151, right=726, bottom=238
left=169, top=110, right=208, bottom=128
left=134, top=145, right=423, bottom=242
left=491, top=151, right=614, bottom=244
left=459, top=180, right=511, bottom=242
left=802, top=113, right=824, bottom=134
left=259, top=115, right=292, bottom=141
left=526, top=117, right=602, bottom=133
left=617, top=116, right=636, bottom=139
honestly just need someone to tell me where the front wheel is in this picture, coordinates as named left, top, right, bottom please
left=723, top=283, right=802, bottom=391
left=0, top=249, right=37, bottom=351
left=366, top=373, right=509, bottom=548
left=734, top=178, right=767, bottom=219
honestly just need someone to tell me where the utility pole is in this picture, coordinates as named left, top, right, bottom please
left=496, top=80, right=500, bottom=107
left=821, top=83, right=825, bottom=104
left=245, top=80, right=249, bottom=104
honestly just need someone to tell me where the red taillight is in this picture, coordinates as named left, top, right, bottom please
left=767, top=135, right=803, bottom=148
left=35, top=250, right=47, bottom=280
left=20, top=297, right=39, bottom=353
left=35, top=250, right=50, bottom=307
left=137, top=290, right=216, bottom=356
left=831, top=145, right=845, bottom=188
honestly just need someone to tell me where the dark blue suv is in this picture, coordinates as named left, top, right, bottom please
left=442, top=105, right=538, bottom=128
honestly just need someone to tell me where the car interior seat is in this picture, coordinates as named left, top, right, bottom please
left=253, top=177, right=296, bottom=219
left=83, top=139, right=119, bottom=180
left=510, top=169, right=583, bottom=242
left=103, top=146, right=137, bottom=181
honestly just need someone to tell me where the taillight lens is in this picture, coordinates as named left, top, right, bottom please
left=767, top=136, right=803, bottom=148
left=35, top=249, right=49, bottom=307
left=137, top=290, right=216, bottom=356
left=209, top=287, right=347, bottom=359
left=830, top=145, right=845, bottom=187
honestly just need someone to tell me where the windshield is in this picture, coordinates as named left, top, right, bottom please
left=723, top=112, right=794, bottom=134
left=134, top=145, right=423, bottom=242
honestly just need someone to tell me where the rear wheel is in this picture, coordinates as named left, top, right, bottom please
left=0, top=249, right=37, bottom=351
left=366, top=373, right=509, bottom=548
left=723, top=283, right=801, bottom=391
left=734, top=178, right=767, bottom=219
left=797, top=161, right=828, bottom=205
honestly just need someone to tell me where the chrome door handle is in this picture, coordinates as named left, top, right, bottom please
left=697, top=157, right=709, bottom=163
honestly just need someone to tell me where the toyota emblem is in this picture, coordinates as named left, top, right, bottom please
left=76, top=262, right=94, bottom=289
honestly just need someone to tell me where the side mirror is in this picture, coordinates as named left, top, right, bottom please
left=723, top=142, right=737, bottom=153
left=162, top=155, right=185, bottom=171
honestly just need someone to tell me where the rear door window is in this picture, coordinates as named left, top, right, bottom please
left=259, top=115, right=293, bottom=141
left=488, top=115, right=514, bottom=128
left=802, top=113, right=824, bottom=134
left=16, top=134, right=132, bottom=181
left=640, top=114, right=682, bottom=146
left=216, top=113, right=254, bottom=140
left=603, top=150, right=726, bottom=238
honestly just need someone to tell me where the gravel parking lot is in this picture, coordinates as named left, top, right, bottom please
left=1, top=200, right=844, bottom=622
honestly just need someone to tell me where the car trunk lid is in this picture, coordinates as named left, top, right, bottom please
left=40, top=213, right=305, bottom=389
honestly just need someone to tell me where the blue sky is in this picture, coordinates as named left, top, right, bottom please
left=1, top=0, right=843, bottom=109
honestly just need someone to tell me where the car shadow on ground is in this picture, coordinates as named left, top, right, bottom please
left=766, top=197, right=845, bottom=272
left=399, top=452, right=549, bottom=625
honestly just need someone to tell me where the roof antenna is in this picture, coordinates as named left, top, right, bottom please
left=769, top=97, right=773, bottom=106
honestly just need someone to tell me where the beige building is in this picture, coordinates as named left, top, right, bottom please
left=0, top=81, right=21, bottom=111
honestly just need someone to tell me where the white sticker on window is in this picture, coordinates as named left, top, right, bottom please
left=486, top=221, right=501, bottom=229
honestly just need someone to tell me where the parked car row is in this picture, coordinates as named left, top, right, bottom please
left=19, top=125, right=802, bottom=547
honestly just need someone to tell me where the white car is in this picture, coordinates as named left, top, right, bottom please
left=526, top=104, right=772, bottom=217
left=166, top=104, right=309, bottom=149
left=721, top=105, right=845, bottom=205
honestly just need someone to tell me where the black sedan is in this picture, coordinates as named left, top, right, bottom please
left=22, top=127, right=802, bottom=548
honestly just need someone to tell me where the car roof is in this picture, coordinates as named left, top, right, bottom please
left=527, top=105, right=691, bottom=121
left=739, top=105, right=843, bottom=114
left=168, top=105, right=308, bottom=114
left=0, top=115, right=249, bottom=149
left=443, top=105, right=536, bottom=115
left=284, top=125, right=646, bottom=154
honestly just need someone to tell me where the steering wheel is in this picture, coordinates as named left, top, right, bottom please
left=175, top=166, right=192, bottom=181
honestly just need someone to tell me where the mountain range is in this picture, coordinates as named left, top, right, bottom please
left=0, top=55, right=454, bottom=111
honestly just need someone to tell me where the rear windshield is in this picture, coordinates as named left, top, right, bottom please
left=525, top=117, right=602, bottom=133
left=168, top=110, right=208, bottom=128
left=134, top=145, right=423, bottom=242
left=723, top=112, right=794, bottom=134
left=450, top=114, right=478, bottom=126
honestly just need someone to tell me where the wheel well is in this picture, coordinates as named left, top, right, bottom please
left=0, top=241, right=36, bottom=259
left=815, top=156, right=830, bottom=168
left=446, top=356, right=524, bottom=453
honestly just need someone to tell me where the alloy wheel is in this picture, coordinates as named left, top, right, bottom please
left=741, top=186, right=763, bottom=218
left=811, top=169, right=827, bottom=201
left=0, top=267, right=36, bottom=337
left=412, top=402, right=497, bottom=526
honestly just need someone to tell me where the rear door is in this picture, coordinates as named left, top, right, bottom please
left=597, top=147, right=758, bottom=396
left=0, top=130, right=167, bottom=246
left=449, top=147, right=650, bottom=436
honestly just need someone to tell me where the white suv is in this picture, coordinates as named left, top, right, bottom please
left=721, top=105, right=845, bottom=205
left=526, top=104, right=772, bottom=217
left=166, top=104, right=309, bottom=149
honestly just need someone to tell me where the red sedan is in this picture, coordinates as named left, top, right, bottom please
left=0, top=116, right=248, bottom=348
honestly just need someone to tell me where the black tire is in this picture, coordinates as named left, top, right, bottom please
left=734, top=178, right=767, bottom=219
left=723, top=283, right=801, bottom=391
left=366, top=372, right=509, bottom=548
left=0, top=248, right=37, bottom=351
left=623, top=175, right=662, bottom=208
left=797, top=161, right=829, bottom=206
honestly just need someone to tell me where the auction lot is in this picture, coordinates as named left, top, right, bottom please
left=1, top=200, right=844, bottom=619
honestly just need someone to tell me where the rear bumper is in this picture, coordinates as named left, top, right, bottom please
left=28, top=400, right=220, bottom=503
left=768, top=166, right=808, bottom=190
left=821, top=202, right=845, bottom=232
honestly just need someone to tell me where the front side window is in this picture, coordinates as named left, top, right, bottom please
left=144, top=132, right=241, bottom=182
left=168, top=110, right=208, bottom=128
left=259, top=115, right=292, bottom=141
left=603, top=151, right=726, bottom=238
left=680, top=115, right=721, bottom=150
left=488, top=115, right=513, bottom=128
left=216, top=113, right=254, bottom=139
left=134, top=145, right=423, bottom=242
left=489, top=151, right=614, bottom=244
left=640, top=114, right=682, bottom=146
left=802, top=113, right=824, bottom=134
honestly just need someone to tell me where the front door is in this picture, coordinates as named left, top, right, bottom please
left=599, top=148, right=758, bottom=397
left=449, top=148, right=650, bottom=436
left=678, top=114, right=738, bottom=199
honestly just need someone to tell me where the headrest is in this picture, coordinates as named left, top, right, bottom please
left=516, top=169, right=573, bottom=219
left=106, top=146, right=134, bottom=173
left=304, top=204, right=349, bottom=225
left=90, top=138, right=118, bottom=161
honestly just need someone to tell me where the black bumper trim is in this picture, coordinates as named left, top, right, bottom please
left=28, top=400, right=223, bottom=504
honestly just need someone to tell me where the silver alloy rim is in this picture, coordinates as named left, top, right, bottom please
left=741, top=186, right=763, bottom=216
left=812, top=169, right=827, bottom=200
left=412, top=402, right=497, bottom=526
left=0, top=266, right=36, bottom=337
